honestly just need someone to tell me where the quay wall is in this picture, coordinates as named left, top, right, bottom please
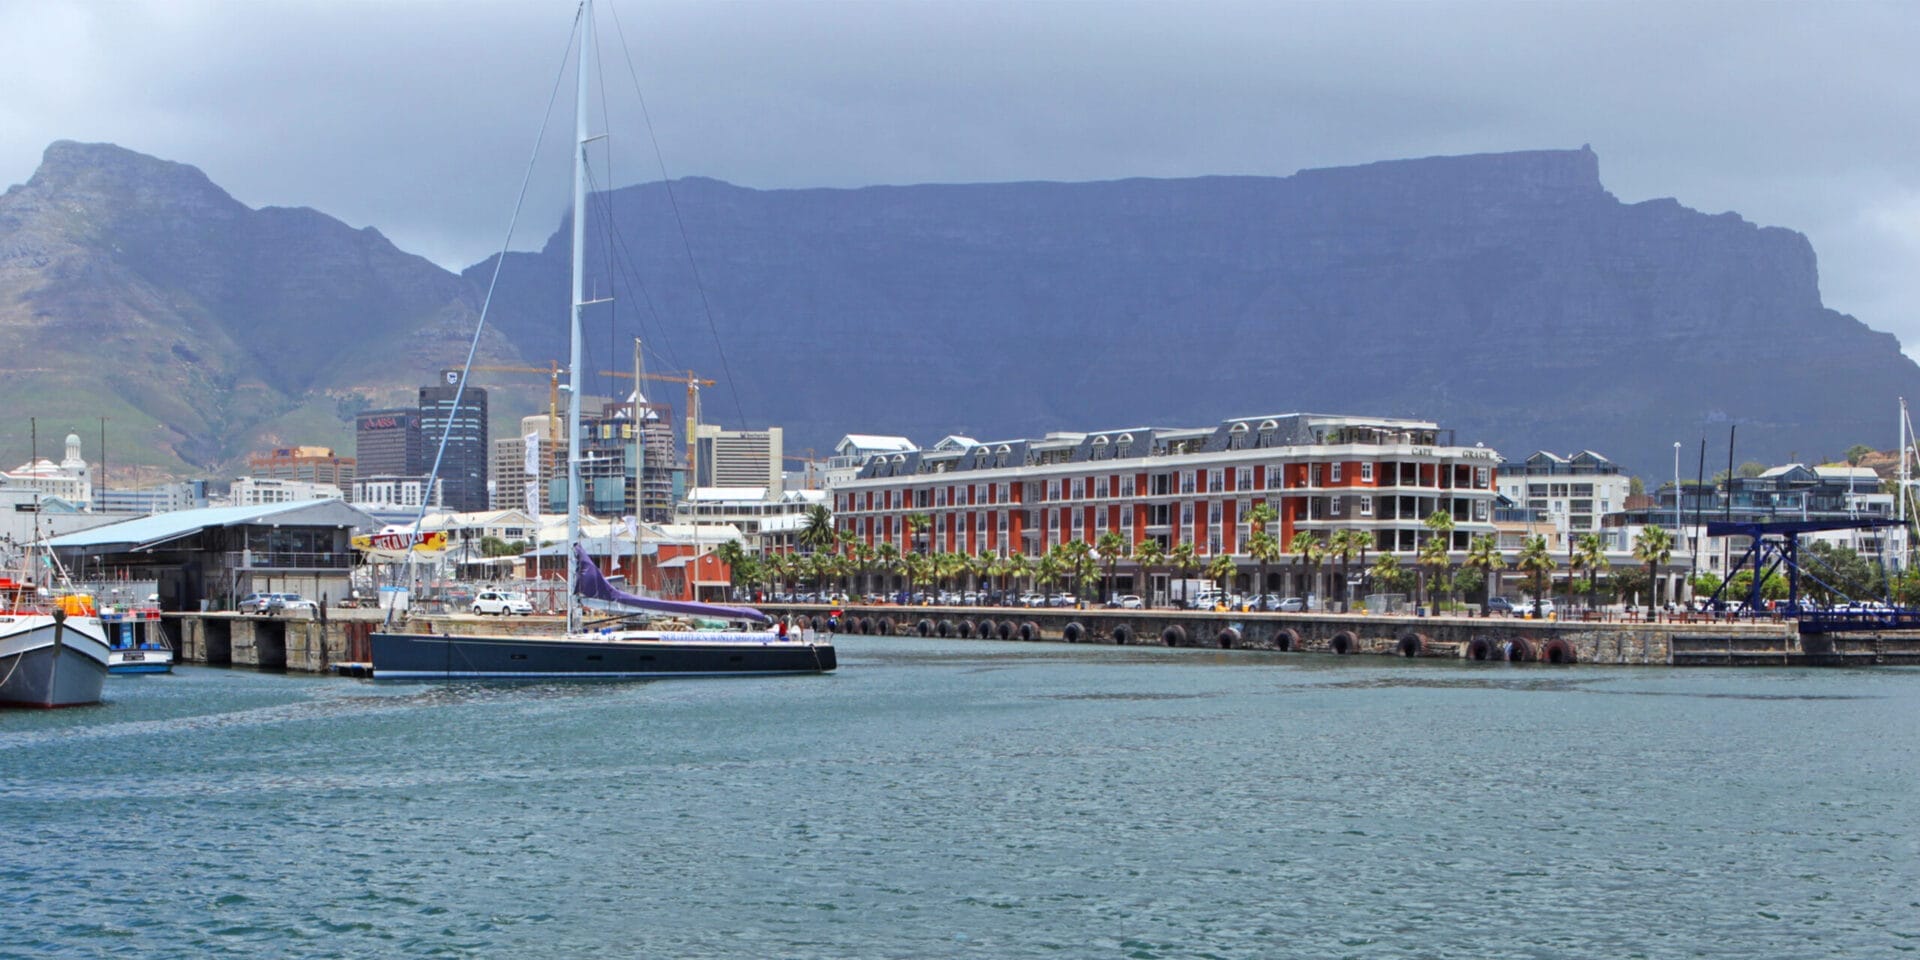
left=163, top=607, right=1920, bottom=671
left=761, top=604, right=1813, bottom=666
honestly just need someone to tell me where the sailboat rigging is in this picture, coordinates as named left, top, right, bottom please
left=369, top=0, right=833, bottom=680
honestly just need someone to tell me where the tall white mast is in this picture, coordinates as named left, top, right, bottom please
left=564, top=0, right=593, bottom=633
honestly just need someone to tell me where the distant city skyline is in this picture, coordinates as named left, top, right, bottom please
left=1, top=2, right=1914, bottom=354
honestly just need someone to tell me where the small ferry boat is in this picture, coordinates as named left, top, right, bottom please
left=101, top=606, right=174, bottom=675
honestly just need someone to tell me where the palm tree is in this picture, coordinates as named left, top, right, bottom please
left=1327, top=529, right=1362, bottom=608
left=1632, top=525, right=1676, bottom=612
left=874, top=542, right=901, bottom=598
left=1060, top=540, right=1098, bottom=606
left=1572, top=532, right=1610, bottom=613
left=906, top=512, right=933, bottom=555
left=1205, top=553, right=1237, bottom=606
left=1245, top=503, right=1279, bottom=607
left=1517, top=535, right=1555, bottom=611
left=1289, top=531, right=1325, bottom=605
left=1036, top=548, right=1065, bottom=598
left=1417, top=536, right=1449, bottom=610
left=854, top=542, right=877, bottom=599
left=1461, top=533, right=1506, bottom=613
left=1369, top=553, right=1408, bottom=597
left=988, top=555, right=1013, bottom=602
left=970, top=550, right=996, bottom=597
left=1096, top=531, right=1129, bottom=604
left=799, top=504, right=836, bottom=555
left=1422, top=508, right=1455, bottom=607
left=1134, top=537, right=1167, bottom=609
left=1005, top=552, right=1033, bottom=599
left=934, top=551, right=966, bottom=597
left=1246, top=529, right=1281, bottom=609
left=713, top=539, right=753, bottom=599
left=1170, top=541, right=1200, bottom=605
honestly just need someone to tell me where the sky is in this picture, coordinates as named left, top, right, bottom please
left=1, top=0, right=1916, bottom=350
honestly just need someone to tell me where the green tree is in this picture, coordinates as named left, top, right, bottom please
left=1632, top=525, right=1676, bottom=609
left=1516, top=535, right=1555, bottom=610
left=1036, top=547, right=1065, bottom=597
left=1572, top=532, right=1610, bottom=612
left=1205, top=553, right=1238, bottom=606
left=1006, top=552, right=1033, bottom=599
left=1170, top=540, right=1200, bottom=602
left=1096, top=531, right=1130, bottom=604
left=1289, top=531, right=1325, bottom=605
left=1462, top=533, right=1506, bottom=612
left=1134, top=537, right=1167, bottom=609
left=1370, top=553, right=1409, bottom=595
left=906, top=513, right=933, bottom=555
left=874, top=542, right=901, bottom=597
left=1845, top=443, right=1875, bottom=466
left=934, top=552, right=966, bottom=596
left=1327, top=529, right=1363, bottom=607
left=713, top=539, right=752, bottom=598
left=479, top=535, right=519, bottom=558
left=1628, top=476, right=1646, bottom=498
left=1417, top=535, right=1450, bottom=610
left=799, top=504, right=836, bottom=554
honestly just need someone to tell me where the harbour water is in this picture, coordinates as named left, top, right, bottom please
left=3, top=638, right=1916, bottom=958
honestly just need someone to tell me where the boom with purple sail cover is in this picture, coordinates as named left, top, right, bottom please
left=571, top=544, right=771, bottom=624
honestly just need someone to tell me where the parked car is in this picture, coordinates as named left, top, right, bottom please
left=1275, top=597, right=1306, bottom=612
left=1018, top=593, right=1047, bottom=607
left=1486, top=597, right=1515, bottom=615
left=238, top=592, right=318, bottom=615
left=472, top=590, right=534, bottom=616
left=1519, top=599, right=1556, bottom=617
left=1047, top=593, right=1077, bottom=608
left=1108, top=594, right=1144, bottom=609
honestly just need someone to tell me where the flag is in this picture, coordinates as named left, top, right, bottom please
left=525, top=480, right=540, bottom=517
left=523, top=432, right=540, bottom=475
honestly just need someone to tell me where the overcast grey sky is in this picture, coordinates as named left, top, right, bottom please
left=2, top=1, right=1915, bottom=350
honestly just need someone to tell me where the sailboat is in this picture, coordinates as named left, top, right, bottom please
left=369, top=0, right=834, bottom=681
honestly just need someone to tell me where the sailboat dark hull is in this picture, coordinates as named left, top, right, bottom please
left=369, top=630, right=835, bottom=681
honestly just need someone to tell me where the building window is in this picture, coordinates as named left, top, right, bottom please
left=1311, top=464, right=1323, bottom=486
left=1330, top=462, right=1342, bottom=483
left=1049, top=510, right=1060, bottom=532
left=1048, top=479, right=1060, bottom=501
left=1237, top=467, right=1252, bottom=491
left=1181, top=502, right=1194, bottom=525
left=1209, top=469, right=1224, bottom=493
left=1330, top=496, right=1342, bottom=517
left=1096, top=510, right=1107, bottom=531
left=1268, top=468, right=1284, bottom=491
left=1096, top=476, right=1109, bottom=499
left=1360, top=496, right=1373, bottom=517
left=1121, top=509, right=1133, bottom=531
left=1361, top=462, right=1374, bottom=483
left=1209, top=500, right=1222, bottom=523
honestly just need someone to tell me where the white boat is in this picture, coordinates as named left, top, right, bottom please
left=371, top=0, right=833, bottom=681
left=103, top=606, right=175, bottom=675
left=0, top=585, right=110, bottom=708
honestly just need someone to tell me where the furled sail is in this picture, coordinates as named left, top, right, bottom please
left=571, top=544, right=770, bottom=624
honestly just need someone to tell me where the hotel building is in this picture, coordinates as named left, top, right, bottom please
left=832, top=413, right=1501, bottom=602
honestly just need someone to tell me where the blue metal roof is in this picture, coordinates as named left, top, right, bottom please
left=44, top=500, right=374, bottom=551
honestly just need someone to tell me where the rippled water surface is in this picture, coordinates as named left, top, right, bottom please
left=3, top=639, right=1918, bottom=958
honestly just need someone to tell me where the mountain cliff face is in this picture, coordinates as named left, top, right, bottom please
left=475, top=147, right=1920, bottom=474
left=0, top=141, right=525, bottom=473
left=0, top=140, right=1911, bottom=481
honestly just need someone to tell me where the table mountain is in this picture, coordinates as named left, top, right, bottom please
left=0, top=140, right=526, bottom=474
left=474, top=146, right=1920, bottom=476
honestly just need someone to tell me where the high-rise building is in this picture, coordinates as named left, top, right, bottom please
left=354, top=409, right=424, bottom=478
left=491, top=415, right=561, bottom=513
left=694, top=424, right=782, bottom=496
left=418, top=370, right=489, bottom=512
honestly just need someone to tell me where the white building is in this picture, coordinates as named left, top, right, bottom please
left=694, top=424, right=783, bottom=496
left=230, top=477, right=343, bottom=506
left=824, top=434, right=917, bottom=489
left=5, top=432, right=93, bottom=507
left=675, top=486, right=827, bottom=552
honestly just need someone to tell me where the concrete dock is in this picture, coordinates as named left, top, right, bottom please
left=163, top=605, right=1920, bottom=672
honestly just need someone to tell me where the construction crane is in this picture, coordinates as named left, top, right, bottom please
left=598, top=366, right=717, bottom=490
left=470, top=362, right=563, bottom=510
left=782, top=450, right=825, bottom=489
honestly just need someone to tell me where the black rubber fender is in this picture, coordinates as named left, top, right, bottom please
left=1161, top=624, right=1188, bottom=647
left=1062, top=622, right=1085, bottom=643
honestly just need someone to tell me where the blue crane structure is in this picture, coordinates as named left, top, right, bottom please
left=1701, top=517, right=1914, bottom=633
